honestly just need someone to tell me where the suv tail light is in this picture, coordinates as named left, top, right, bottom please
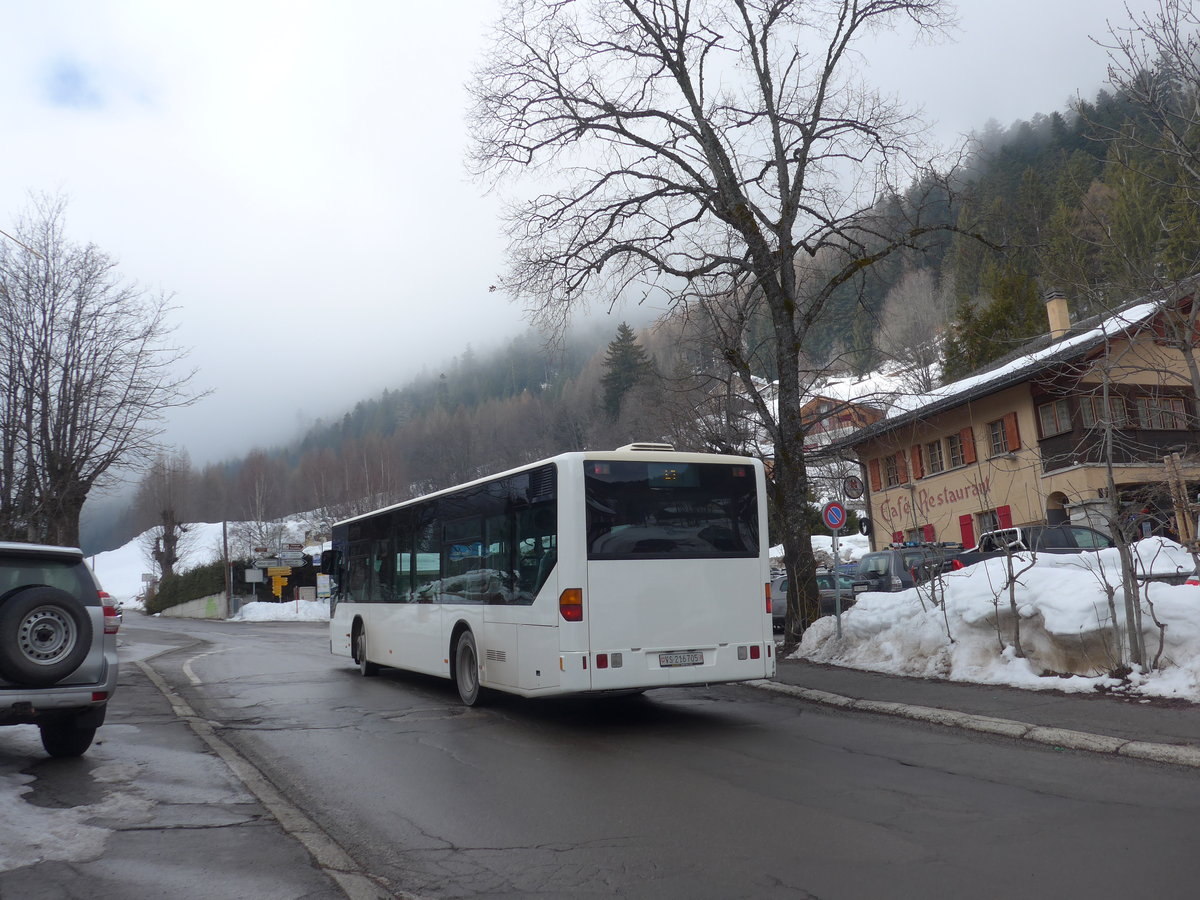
left=100, top=591, right=121, bottom=634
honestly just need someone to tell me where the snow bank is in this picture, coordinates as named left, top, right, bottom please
left=231, top=599, right=330, bottom=623
left=797, top=538, right=1200, bottom=701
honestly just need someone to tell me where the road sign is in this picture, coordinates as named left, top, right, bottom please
left=278, top=550, right=307, bottom=560
left=821, top=501, right=847, bottom=532
left=284, top=543, right=304, bottom=551
left=266, top=566, right=292, bottom=576
left=254, top=558, right=280, bottom=568
left=843, top=474, right=864, bottom=499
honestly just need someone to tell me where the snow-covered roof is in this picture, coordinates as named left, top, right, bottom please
left=839, top=290, right=1173, bottom=447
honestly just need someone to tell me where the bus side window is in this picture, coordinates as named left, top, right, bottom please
left=346, top=543, right=371, bottom=603
left=413, top=520, right=439, bottom=603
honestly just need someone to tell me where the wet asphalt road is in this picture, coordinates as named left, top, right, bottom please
left=5, top=613, right=1200, bottom=899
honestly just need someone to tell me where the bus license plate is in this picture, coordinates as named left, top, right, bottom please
left=659, top=651, right=703, bottom=667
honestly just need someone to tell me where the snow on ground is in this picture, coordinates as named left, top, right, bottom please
left=231, top=598, right=331, bottom=622
left=797, top=537, right=1200, bottom=702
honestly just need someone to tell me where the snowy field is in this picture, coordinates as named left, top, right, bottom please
left=87, top=521, right=328, bottom=623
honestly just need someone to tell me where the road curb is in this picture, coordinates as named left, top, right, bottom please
left=749, top=680, right=1200, bottom=768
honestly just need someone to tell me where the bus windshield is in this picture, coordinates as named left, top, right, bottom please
left=584, top=459, right=758, bottom=559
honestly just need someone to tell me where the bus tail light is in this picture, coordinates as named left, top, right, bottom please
left=559, top=588, right=583, bottom=622
left=750, top=645, right=761, bottom=660
left=596, top=653, right=608, bottom=669
left=764, top=582, right=771, bottom=614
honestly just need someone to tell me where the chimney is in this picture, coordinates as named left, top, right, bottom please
left=1044, top=289, right=1070, bottom=339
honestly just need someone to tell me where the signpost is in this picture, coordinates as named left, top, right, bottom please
left=822, top=501, right=847, bottom=640
left=842, top=474, right=864, bottom=500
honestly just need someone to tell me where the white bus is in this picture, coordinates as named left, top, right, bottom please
left=325, top=443, right=775, bottom=705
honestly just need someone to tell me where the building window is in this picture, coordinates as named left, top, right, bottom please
left=947, top=433, right=964, bottom=468
left=977, top=509, right=1001, bottom=533
left=1133, top=395, right=1190, bottom=430
left=1080, top=395, right=1128, bottom=429
left=1037, top=399, right=1071, bottom=437
left=925, top=439, right=945, bottom=474
left=883, top=454, right=899, bottom=487
left=987, top=418, right=1010, bottom=456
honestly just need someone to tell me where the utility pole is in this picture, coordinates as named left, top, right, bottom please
left=222, top=520, right=232, bottom=614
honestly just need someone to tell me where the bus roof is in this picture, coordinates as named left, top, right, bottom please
left=333, top=446, right=763, bottom=529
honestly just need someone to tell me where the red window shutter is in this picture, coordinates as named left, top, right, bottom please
left=868, top=458, right=881, bottom=492
left=960, top=426, right=977, bottom=464
left=1004, top=412, right=1021, bottom=451
left=892, top=531, right=903, bottom=543
left=997, top=505, right=1013, bottom=528
left=896, top=452, right=909, bottom=485
left=922, top=524, right=936, bottom=542
left=959, top=514, right=975, bottom=548
left=910, top=444, right=924, bottom=479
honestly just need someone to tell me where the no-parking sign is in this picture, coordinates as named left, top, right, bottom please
left=821, top=501, right=847, bottom=532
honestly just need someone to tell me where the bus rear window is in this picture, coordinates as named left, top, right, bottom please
left=584, top=460, right=758, bottom=559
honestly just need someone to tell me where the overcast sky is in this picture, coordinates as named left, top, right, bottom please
left=0, top=0, right=1165, bottom=467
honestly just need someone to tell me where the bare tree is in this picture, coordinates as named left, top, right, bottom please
left=0, top=194, right=199, bottom=546
left=469, top=0, right=958, bottom=644
left=877, top=267, right=953, bottom=392
left=134, top=451, right=199, bottom=579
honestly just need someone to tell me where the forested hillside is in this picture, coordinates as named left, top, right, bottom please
left=94, top=19, right=1200, bottom=559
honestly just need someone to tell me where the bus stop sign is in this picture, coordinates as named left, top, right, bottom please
left=821, top=501, right=847, bottom=532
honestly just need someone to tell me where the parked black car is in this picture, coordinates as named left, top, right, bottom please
left=852, top=542, right=965, bottom=594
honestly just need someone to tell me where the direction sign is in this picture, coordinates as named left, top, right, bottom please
left=284, top=543, right=304, bottom=551
left=278, top=550, right=307, bottom=561
left=821, top=501, right=847, bottom=532
left=254, top=558, right=280, bottom=568
left=267, top=566, right=292, bottom=577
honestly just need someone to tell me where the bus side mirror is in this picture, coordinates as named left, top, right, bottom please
left=319, top=549, right=339, bottom=575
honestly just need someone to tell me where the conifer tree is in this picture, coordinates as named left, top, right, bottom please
left=600, top=322, right=656, bottom=418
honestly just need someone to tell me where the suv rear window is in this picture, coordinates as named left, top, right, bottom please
left=0, top=554, right=97, bottom=604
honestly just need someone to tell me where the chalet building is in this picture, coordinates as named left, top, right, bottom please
left=800, top=394, right=885, bottom=448
left=842, top=284, right=1200, bottom=549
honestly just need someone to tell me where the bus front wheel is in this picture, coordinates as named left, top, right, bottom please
left=354, top=626, right=380, bottom=677
left=454, top=631, right=485, bottom=707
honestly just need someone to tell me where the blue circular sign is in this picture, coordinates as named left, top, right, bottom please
left=822, top=501, right=846, bottom=531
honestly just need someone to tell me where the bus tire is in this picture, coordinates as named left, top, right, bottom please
left=454, top=630, right=485, bottom=707
left=354, top=625, right=380, bottom=677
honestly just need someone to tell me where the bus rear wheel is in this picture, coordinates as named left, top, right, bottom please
left=354, top=626, right=380, bottom=677
left=454, top=631, right=485, bottom=707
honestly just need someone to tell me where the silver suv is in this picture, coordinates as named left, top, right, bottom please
left=0, top=542, right=120, bottom=757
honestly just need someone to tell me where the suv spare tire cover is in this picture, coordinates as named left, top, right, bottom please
left=0, top=586, right=94, bottom=687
